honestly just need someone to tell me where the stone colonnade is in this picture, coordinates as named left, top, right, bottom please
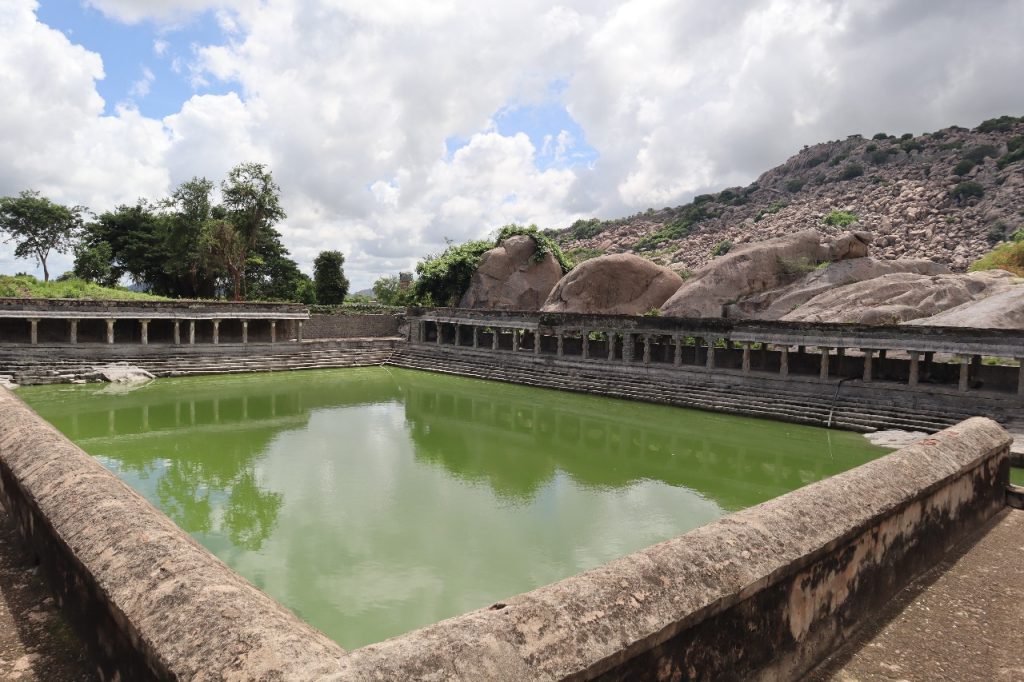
left=413, top=318, right=1024, bottom=397
left=8, top=316, right=306, bottom=346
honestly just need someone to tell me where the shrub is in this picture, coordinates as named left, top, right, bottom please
left=495, top=224, right=573, bottom=271
left=1013, top=228, right=1024, bottom=242
left=633, top=203, right=713, bottom=252
left=949, top=181, right=985, bottom=201
left=839, top=164, right=864, bottom=180
left=413, top=239, right=493, bottom=306
left=987, top=223, right=1008, bottom=244
left=710, top=240, right=733, bottom=257
left=823, top=210, right=858, bottom=227
left=872, top=132, right=889, bottom=140
left=963, top=144, right=999, bottom=163
left=565, top=246, right=604, bottom=264
left=900, top=133, right=914, bottom=140
left=940, top=140, right=965, bottom=151
left=868, top=150, right=890, bottom=165
left=693, top=193, right=714, bottom=205
left=975, top=115, right=1023, bottom=133
left=785, top=178, right=805, bottom=193
left=953, top=159, right=976, bottom=176
left=997, top=136, right=1024, bottom=168
left=900, top=139, right=923, bottom=153
left=828, top=152, right=849, bottom=167
left=805, top=154, right=828, bottom=168
left=969, top=240, right=1024, bottom=277
left=777, top=256, right=819, bottom=277
left=754, top=200, right=788, bottom=222
left=566, top=218, right=605, bottom=241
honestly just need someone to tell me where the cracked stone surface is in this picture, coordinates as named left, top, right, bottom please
left=0, top=505, right=96, bottom=682
left=809, top=508, right=1024, bottom=682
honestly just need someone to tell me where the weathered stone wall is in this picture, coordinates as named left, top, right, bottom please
left=303, top=313, right=401, bottom=339
left=334, top=418, right=1011, bottom=680
left=0, top=298, right=306, bottom=315
left=0, top=388, right=346, bottom=680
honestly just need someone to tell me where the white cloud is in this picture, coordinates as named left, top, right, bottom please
left=2, top=0, right=1023, bottom=286
left=128, top=66, right=155, bottom=98
left=153, top=38, right=168, bottom=56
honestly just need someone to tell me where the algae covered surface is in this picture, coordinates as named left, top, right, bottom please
left=19, top=367, right=886, bottom=648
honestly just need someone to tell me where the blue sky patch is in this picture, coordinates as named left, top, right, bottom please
left=36, top=0, right=238, bottom=118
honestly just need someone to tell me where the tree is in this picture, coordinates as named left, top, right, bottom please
left=313, top=250, right=349, bottom=304
left=372, top=275, right=402, bottom=304
left=72, top=241, right=117, bottom=286
left=413, top=239, right=493, bottom=306
left=200, top=219, right=248, bottom=301
left=0, top=190, right=85, bottom=281
left=219, top=163, right=287, bottom=300
left=166, top=177, right=217, bottom=296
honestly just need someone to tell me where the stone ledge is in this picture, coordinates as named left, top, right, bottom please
left=0, top=388, right=346, bottom=681
left=334, top=417, right=1010, bottom=680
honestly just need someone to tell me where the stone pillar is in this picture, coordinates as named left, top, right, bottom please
left=836, top=347, right=845, bottom=374
left=673, top=336, right=683, bottom=366
left=270, top=321, right=277, bottom=344
left=779, top=346, right=789, bottom=377
left=189, top=320, right=196, bottom=345
left=29, top=318, right=39, bottom=345
left=642, top=335, right=651, bottom=365
left=140, top=319, right=150, bottom=345
left=862, top=349, right=873, bottom=382
left=534, top=330, right=541, bottom=355
left=173, top=320, right=181, bottom=345
left=212, top=319, right=221, bottom=344
left=908, top=351, right=920, bottom=387
left=512, top=329, right=520, bottom=352
left=105, top=318, right=115, bottom=345
left=69, top=319, right=78, bottom=344
left=297, top=320, right=304, bottom=342
left=819, top=347, right=830, bottom=381
left=435, top=322, right=442, bottom=345
left=959, top=355, right=970, bottom=392
left=1018, top=359, right=1024, bottom=396
left=454, top=324, right=461, bottom=346
left=923, top=351, right=934, bottom=382
left=742, top=343, right=751, bottom=374
left=556, top=334, right=564, bottom=357
left=492, top=328, right=500, bottom=351
left=705, top=339, right=715, bottom=370
left=582, top=330, right=590, bottom=360
left=242, top=320, right=249, bottom=344
left=472, top=326, right=479, bottom=349
left=622, top=334, right=634, bottom=363
left=607, top=332, right=616, bottom=361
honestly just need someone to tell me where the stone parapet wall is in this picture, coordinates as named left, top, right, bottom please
left=0, top=298, right=307, bottom=315
left=334, top=418, right=1011, bottom=680
left=303, top=313, right=402, bottom=339
left=0, top=388, right=347, bottom=680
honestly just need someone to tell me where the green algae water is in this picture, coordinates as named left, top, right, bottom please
left=18, top=367, right=886, bottom=649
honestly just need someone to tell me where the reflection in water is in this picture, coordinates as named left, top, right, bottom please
left=19, top=368, right=886, bottom=649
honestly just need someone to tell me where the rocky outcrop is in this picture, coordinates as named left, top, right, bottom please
left=781, top=270, right=1020, bottom=325
left=660, top=230, right=870, bottom=318
left=541, top=254, right=684, bottom=315
left=903, top=285, right=1024, bottom=329
left=459, top=235, right=563, bottom=310
left=555, top=118, right=1024, bottom=274
left=726, top=257, right=949, bottom=319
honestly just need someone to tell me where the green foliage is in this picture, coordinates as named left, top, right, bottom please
left=313, top=250, right=350, bottom=305
left=632, top=203, right=712, bottom=252
left=868, top=149, right=890, bottom=165
left=784, top=178, right=805, bottom=193
left=565, top=246, right=604, bottom=264
left=871, top=132, right=889, bottom=140
left=997, top=136, right=1024, bottom=168
left=0, top=190, right=85, bottom=282
left=372, top=275, right=415, bottom=306
left=413, top=239, right=492, bottom=306
left=823, top=210, right=858, bottom=227
left=953, top=159, right=976, bottom=176
left=969, top=240, right=1024, bottom=277
left=975, top=115, right=1023, bottom=133
left=776, top=256, right=819, bottom=277
left=1013, top=228, right=1024, bottom=242
left=710, top=239, right=733, bottom=257
left=828, top=152, right=849, bottom=167
left=949, top=181, right=985, bottom=201
left=754, top=200, right=787, bottom=222
left=693, top=193, right=714, bottom=205
left=72, top=241, right=117, bottom=287
left=0, top=274, right=167, bottom=300
left=839, top=163, right=864, bottom=180
left=900, top=133, right=914, bottom=140
left=987, top=223, right=1008, bottom=244
left=963, top=144, right=998, bottom=163
left=565, top=218, right=605, bottom=241
left=642, top=307, right=661, bottom=317
left=940, top=140, right=965, bottom=150
left=495, top=224, right=572, bottom=272
left=900, top=138, right=923, bottom=153
left=804, top=154, right=828, bottom=168
left=865, top=143, right=878, bottom=152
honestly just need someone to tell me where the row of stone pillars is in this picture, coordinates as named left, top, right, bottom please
left=424, top=321, right=1024, bottom=396
left=24, top=318, right=302, bottom=345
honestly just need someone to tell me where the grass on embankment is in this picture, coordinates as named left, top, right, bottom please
left=0, top=275, right=169, bottom=301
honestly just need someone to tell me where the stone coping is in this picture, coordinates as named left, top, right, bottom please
left=0, top=388, right=346, bottom=680
left=0, top=297, right=307, bottom=311
left=0, top=376, right=1011, bottom=680
left=412, top=308, right=1024, bottom=358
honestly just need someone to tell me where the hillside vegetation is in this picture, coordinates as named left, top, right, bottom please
left=550, top=115, right=1024, bottom=275
left=0, top=274, right=169, bottom=301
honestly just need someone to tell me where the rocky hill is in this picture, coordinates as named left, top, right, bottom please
left=552, top=115, right=1024, bottom=274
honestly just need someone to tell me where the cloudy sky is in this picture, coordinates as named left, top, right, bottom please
left=2, top=0, right=1023, bottom=288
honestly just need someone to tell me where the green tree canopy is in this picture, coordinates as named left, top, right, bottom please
left=313, top=250, right=350, bottom=304
left=0, top=190, right=85, bottom=282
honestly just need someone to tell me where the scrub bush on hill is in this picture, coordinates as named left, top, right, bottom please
left=823, top=210, right=858, bottom=227
left=969, top=240, right=1024, bottom=277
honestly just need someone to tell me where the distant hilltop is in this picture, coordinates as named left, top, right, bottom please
left=551, top=114, right=1024, bottom=274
